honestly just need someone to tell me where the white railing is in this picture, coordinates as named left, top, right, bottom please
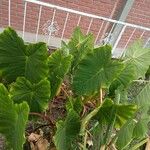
left=4, top=0, right=150, bottom=56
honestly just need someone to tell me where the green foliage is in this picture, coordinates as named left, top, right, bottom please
left=133, top=118, right=148, bottom=138
left=10, top=77, right=50, bottom=112
left=94, top=99, right=137, bottom=128
left=116, top=117, right=149, bottom=150
left=123, top=40, right=150, bottom=79
left=116, top=120, right=136, bottom=150
left=92, top=123, right=104, bottom=150
left=54, top=109, right=81, bottom=150
left=109, top=63, right=136, bottom=96
left=66, top=97, right=83, bottom=114
left=48, top=50, right=72, bottom=99
left=0, top=27, right=26, bottom=82
left=0, top=84, right=29, bottom=149
left=145, top=66, right=150, bottom=79
left=73, top=45, right=124, bottom=95
left=66, top=27, right=94, bottom=71
left=133, top=82, right=150, bottom=109
left=24, top=42, right=49, bottom=83
left=0, top=27, right=49, bottom=83
left=0, top=27, right=149, bottom=150
left=80, top=98, right=137, bottom=137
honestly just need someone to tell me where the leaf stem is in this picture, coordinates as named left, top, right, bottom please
left=130, top=138, right=149, bottom=150
left=83, top=132, right=88, bottom=150
left=100, top=88, right=103, bottom=104
left=61, top=86, right=69, bottom=98
left=80, top=104, right=102, bottom=135
left=97, top=88, right=103, bottom=106
left=100, top=145, right=105, bottom=150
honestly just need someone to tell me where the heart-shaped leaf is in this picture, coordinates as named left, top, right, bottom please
left=95, top=99, right=137, bottom=128
left=116, top=120, right=136, bottom=150
left=10, top=77, right=50, bottom=112
left=73, top=45, right=124, bottom=95
left=54, top=109, right=81, bottom=150
left=48, top=50, right=72, bottom=99
left=109, top=63, right=136, bottom=96
left=133, top=82, right=150, bottom=110
left=123, top=40, right=150, bottom=79
left=0, top=84, right=29, bottom=149
left=0, top=27, right=48, bottom=83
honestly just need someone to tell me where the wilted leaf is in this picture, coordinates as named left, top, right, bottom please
left=28, top=133, right=49, bottom=150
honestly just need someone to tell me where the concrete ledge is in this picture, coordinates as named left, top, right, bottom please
left=0, top=27, right=123, bottom=57
left=0, top=27, right=68, bottom=48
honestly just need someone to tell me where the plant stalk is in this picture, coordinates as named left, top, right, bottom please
left=97, top=88, right=103, bottom=106
left=83, top=132, right=88, bottom=150
left=130, top=138, right=149, bottom=150
left=100, top=145, right=105, bottom=150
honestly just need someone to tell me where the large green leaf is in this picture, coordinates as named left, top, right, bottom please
left=48, top=50, right=72, bottom=99
left=68, top=27, right=94, bottom=55
left=10, top=77, right=50, bottom=112
left=133, top=82, right=150, bottom=109
left=24, top=42, right=48, bottom=83
left=0, top=27, right=48, bottom=83
left=123, top=40, right=150, bottom=78
left=73, top=45, right=124, bottom=95
left=0, top=84, right=29, bottom=150
left=116, top=120, right=136, bottom=150
left=109, top=63, right=136, bottom=96
left=54, top=109, right=81, bottom=150
left=95, top=99, right=137, bottom=128
left=0, top=27, right=26, bottom=82
left=67, top=27, right=94, bottom=71
left=81, top=99, right=136, bottom=135
left=92, top=123, right=104, bottom=150
left=133, top=118, right=149, bottom=138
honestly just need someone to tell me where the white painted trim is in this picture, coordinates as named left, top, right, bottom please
left=112, top=25, right=127, bottom=52
left=35, top=6, right=42, bottom=42
left=22, top=2, right=27, bottom=39
left=61, top=12, right=69, bottom=40
left=48, top=9, right=56, bottom=44
left=8, top=0, right=11, bottom=26
left=86, top=18, right=93, bottom=34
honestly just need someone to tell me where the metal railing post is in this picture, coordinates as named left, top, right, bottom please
left=8, top=0, right=11, bottom=26
left=22, top=2, right=27, bottom=39
left=61, top=12, right=69, bottom=40
left=35, top=6, right=42, bottom=42
left=112, top=25, right=126, bottom=52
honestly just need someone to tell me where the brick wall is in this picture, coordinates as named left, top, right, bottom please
left=0, top=0, right=150, bottom=51
left=118, top=0, right=150, bottom=48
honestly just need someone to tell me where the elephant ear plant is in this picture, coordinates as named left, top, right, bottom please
left=0, top=27, right=150, bottom=150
